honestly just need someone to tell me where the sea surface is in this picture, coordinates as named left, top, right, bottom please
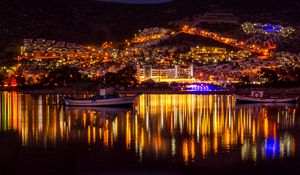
left=0, top=92, right=300, bottom=174
left=99, top=0, right=172, bottom=4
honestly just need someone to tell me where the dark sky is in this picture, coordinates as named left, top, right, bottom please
left=100, top=0, right=172, bottom=4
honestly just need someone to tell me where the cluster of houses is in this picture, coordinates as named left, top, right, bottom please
left=131, top=27, right=172, bottom=47
left=180, top=46, right=251, bottom=64
left=242, top=22, right=295, bottom=37
left=15, top=22, right=300, bottom=86
left=20, top=39, right=107, bottom=60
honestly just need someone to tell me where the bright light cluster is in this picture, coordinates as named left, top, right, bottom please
left=184, top=84, right=211, bottom=92
left=181, top=46, right=251, bottom=64
left=182, top=25, right=272, bottom=57
left=132, top=27, right=172, bottom=45
left=242, top=22, right=295, bottom=37
left=20, top=39, right=111, bottom=60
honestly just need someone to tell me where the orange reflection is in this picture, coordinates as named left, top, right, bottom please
left=0, top=93, right=297, bottom=164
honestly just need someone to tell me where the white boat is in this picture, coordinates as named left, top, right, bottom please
left=63, top=88, right=137, bottom=107
left=63, top=95, right=137, bottom=107
left=234, top=91, right=298, bottom=103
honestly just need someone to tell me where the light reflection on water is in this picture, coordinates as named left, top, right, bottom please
left=0, top=92, right=298, bottom=165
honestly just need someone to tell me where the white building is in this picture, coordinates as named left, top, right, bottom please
left=137, top=64, right=194, bottom=83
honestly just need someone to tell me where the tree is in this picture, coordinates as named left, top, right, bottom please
left=141, top=78, right=155, bottom=88
left=291, top=67, right=300, bottom=82
left=102, top=72, right=118, bottom=86
left=101, top=65, right=138, bottom=88
left=116, top=65, right=137, bottom=87
left=46, top=66, right=82, bottom=87
left=15, top=74, right=26, bottom=87
left=239, top=75, right=251, bottom=85
left=0, top=72, right=6, bottom=86
left=170, top=81, right=179, bottom=87
left=157, top=82, right=169, bottom=89
left=277, top=66, right=290, bottom=82
left=259, top=68, right=278, bottom=84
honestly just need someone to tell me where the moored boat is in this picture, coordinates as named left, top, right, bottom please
left=234, top=91, right=298, bottom=103
left=63, top=89, right=137, bottom=107
left=63, top=95, right=137, bottom=107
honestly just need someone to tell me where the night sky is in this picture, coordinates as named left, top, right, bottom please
left=100, top=0, right=172, bottom=4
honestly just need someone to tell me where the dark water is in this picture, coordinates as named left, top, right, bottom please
left=1, top=92, right=300, bottom=174
left=99, top=0, right=172, bottom=4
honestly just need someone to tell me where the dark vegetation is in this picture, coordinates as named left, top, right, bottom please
left=14, top=64, right=138, bottom=90
left=97, top=65, right=138, bottom=88
left=238, top=67, right=300, bottom=89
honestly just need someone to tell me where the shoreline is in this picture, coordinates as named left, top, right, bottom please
left=3, top=89, right=233, bottom=95
left=2, top=87, right=300, bottom=96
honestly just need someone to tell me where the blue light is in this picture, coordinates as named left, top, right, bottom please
left=185, top=84, right=210, bottom=92
left=260, top=24, right=282, bottom=33
left=182, top=84, right=222, bottom=92
left=265, top=137, right=280, bottom=159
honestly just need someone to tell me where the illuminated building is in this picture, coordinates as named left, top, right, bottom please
left=242, top=22, right=295, bottom=37
left=19, top=39, right=109, bottom=60
left=182, top=46, right=228, bottom=63
left=137, top=64, right=194, bottom=82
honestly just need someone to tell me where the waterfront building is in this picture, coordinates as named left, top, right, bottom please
left=137, top=64, right=194, bottom=83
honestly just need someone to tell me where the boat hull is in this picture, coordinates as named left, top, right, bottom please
left=63, top=96, right=137, bottom=107
left=234, top=95, right=298, bottom=103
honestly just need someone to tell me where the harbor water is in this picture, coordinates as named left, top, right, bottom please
left=0, top=92, right=300, bottom=174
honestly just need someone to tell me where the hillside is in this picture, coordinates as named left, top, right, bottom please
left=0, top=0, right=300, bottom=61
